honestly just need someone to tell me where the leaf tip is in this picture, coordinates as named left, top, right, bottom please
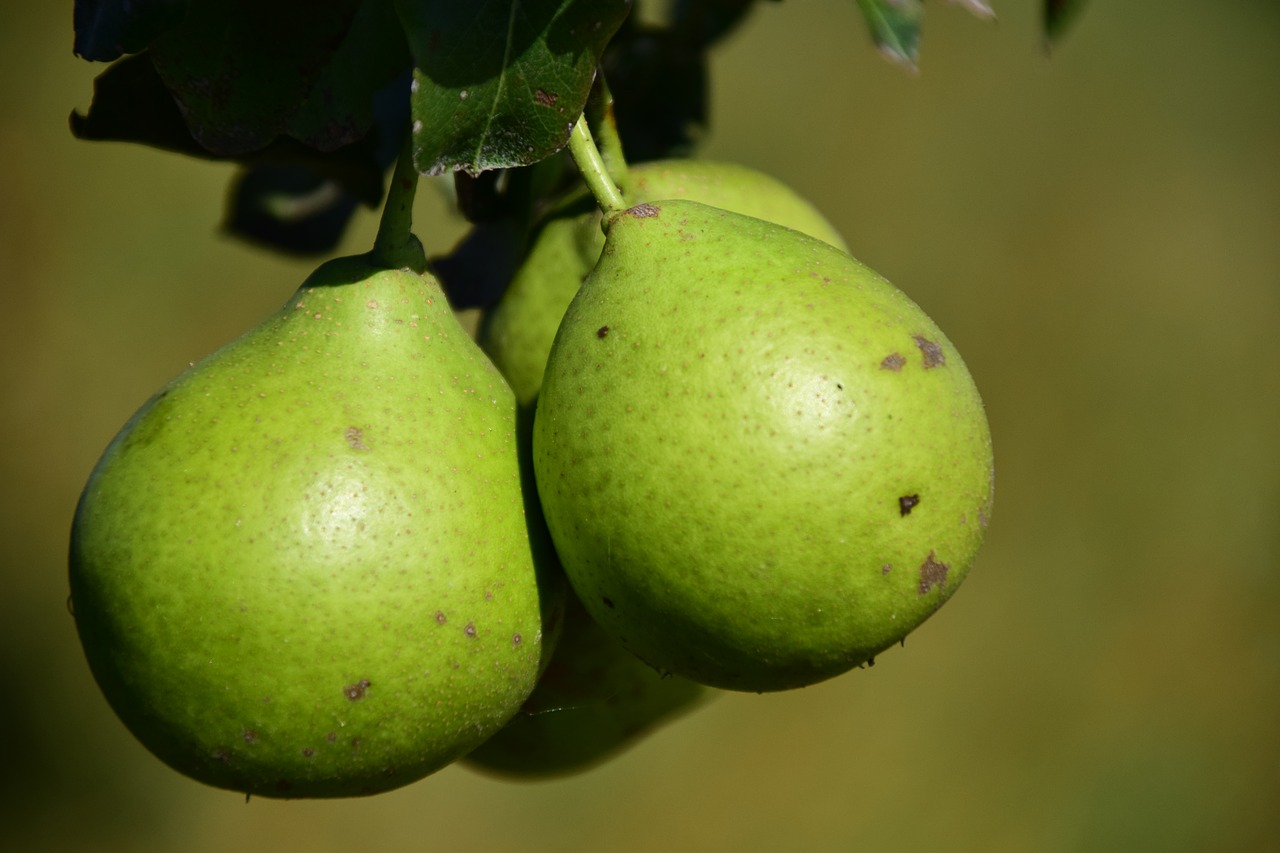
left=948, top=0, right=997, bottom=21
left=877, top=44, right=920, bottom=74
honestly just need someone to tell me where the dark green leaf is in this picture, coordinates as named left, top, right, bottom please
left=73, top=0, right=190, bottom=62
left=73, top=55, right=412, bottom=254
left=855, top=0, right=924, bottom=71
left=146, top=0, right=409, bottom=156
left=603, top=25, right=707, bottom=163
left=71, top=54, right=405, bottom=204
left=1044, top=0, right=1088, bottom=44
left=223, top=72, right=412, bottom=255
left=598, top=1, right=762, bottom=164
left=671, top=0, right=765, bottom=47
left=279, top=0, right=414, bottom=153
left=225, top=168, right=360, bottom=256
left=396, top=0, right=632, bottom=176
left=70, top=53, right=206, bottom=160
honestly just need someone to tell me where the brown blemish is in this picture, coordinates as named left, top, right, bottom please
left=899, top=494, right=920, bottom=516
left=435, top=610, right=447, bottom=624
left=464, top=621, right=477, bottom=638
left=301, top=747, right=315, bottom=758
left=881, top=563, right=893, bottom=575
left=512, top=633, right=523, bottom=646
left=344, top=679, right=371, bottom=701
left=918, top=551, right=950, bottom=595
left=602, top=597, right=615, bottom=609
left=326, top=732, right=337, bottom=743
left=242, top=729, right=258, bottom=744
left=345, top=426, right=369, bottom=450
left=213, top=748, right=232, bottom=763
left=979, top=510, right=990, bottom=529
left=628, top=203, right=660, bottom=219
left=597, top=325, right=610, bottom=339
left=880, top=353, right=906, bottom=371
left=534, top=88, right=558, bottom=107
left=913, top=335, right=946, bottom=368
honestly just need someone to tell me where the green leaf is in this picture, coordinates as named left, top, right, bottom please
left=72, top=54, right=411, bottom=255
left=146, top=0, right=409, bottom=156
left=70, top=53, right=210, bottom=161
left=396, top=0, right=632, bottom=176
left=284, top=0, right=414, bottom=153
left=71, top=53, right=399, bottom=204
left=1044, top=0, right=1088, bottom=44
left=73, top=0, right=190, bottom=62
left=224, top=73, right=413, bottom=256
left=855, top=0, right=924, bottom=71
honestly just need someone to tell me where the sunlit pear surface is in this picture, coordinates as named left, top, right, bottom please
left=68, top=251, right=562, bottom=798
left=468, top=160, right=849, bottom=767
left=479, top=159, right=849, bottom=408
left=533, top=200, right=994, bottom=693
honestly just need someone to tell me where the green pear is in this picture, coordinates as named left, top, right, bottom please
left=479, top=160, right=848, bottom=407
left=68, top=250, right=562, bottom=798
left=462, top=591, right=708, bottom=778
left=460, top=403, right=709, bottom=779
left=461, top=162, right=843, bottom=772
left=533, top=200, right=994, bottom=693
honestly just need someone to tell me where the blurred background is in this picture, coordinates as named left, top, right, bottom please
left=3, top=1, right=1278, bottom=850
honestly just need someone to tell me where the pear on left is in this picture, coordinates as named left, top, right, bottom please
left=68, top=240, right=562, bottom=798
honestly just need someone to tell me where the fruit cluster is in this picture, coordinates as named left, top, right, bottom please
left=68, top=143, right=993, bottom=797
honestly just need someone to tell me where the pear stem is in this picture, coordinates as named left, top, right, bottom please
left=586, top=75, right=629, bottom=190
left=568, top=113, right=626, bottom=215
left=371, top=136, right=426, bottom=272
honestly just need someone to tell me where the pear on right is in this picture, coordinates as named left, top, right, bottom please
left=533, top=199, right=994, bottom=693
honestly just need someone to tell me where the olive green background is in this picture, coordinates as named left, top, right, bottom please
left=3, top=2, right=1277, bottom=850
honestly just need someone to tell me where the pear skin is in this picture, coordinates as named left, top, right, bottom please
left=480, top=160, right=848, bottom=407
left=533, top=201, right=994, bottom=693
left=463, top=594, right=707, bottom=778
left=466, top=162, right=844, bottom=772
left=69, top=253, right=563, bottom=798
left=459, top=402, right=709, bottom=778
